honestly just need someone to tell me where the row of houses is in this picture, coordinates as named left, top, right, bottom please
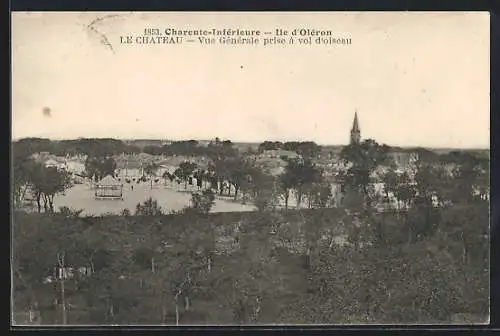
left=32, top=147, right=420, bottom=182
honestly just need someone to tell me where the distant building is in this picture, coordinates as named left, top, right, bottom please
left=389, top=151, right=419, bottom=168
left=44, top=158, right=66, bottom=170
left=44, top=159, right=58, bottom=168
left=156, top=164, right=177, bottom=178
left=116, top=167, right=143, bottom=180
left=65, top=161, right=85, bottom=175
left=261, top=149, right=300, bottom=160
left=350, top=111, right=361, bottom=145
left=198, top=140, right=211, bottom=147
left=330, top=182, right=343, bottom=207
left=115, top=157, right=144, bottom=179
left=345, top=112, right=420, bottom=171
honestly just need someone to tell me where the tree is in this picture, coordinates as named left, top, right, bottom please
left=339, top=139, right=391, bottom=206
left=242, top=168, right=278, bottom=212
left=414, top=147, right=440, bottom=164
left=304, top=180, right=332, bottom=209
left=278, top=169, right=297, bottom=210
left=206, top=140, right=238, bottom=161
left=413, top=163, right=452, bottom=207
left=13, top=138, right=54, bottom=157
left=11, top=137, right=143, bottom=160
left=12, top=212, right=100, bottom=324
left=13, top=200, right=489, bottom=325
left=121, top=208, right=131, bottom=216
left=38, top=167, right=72, bottom=213
left=24, top=162, right=45, bottom=213
left=404, top=201, right=442, bottom=245
left=258, top=141, right=283, bottom=153
left=85, top=156, right=117, bottom=182
left=12, top=156, right=36, bottom=208
left=166, top=140, right=201, bottom=157
left=342, top=188, right=365, bottom=213
left=25, top=163, right=72, bottom=213
left=393, top=172, right=416, bottom=210
left=174, top=162, right=198, bottom=190
left=135, top=197, right=163, bottom=216
left=58, top=206, right=84, bottom=218
left=190, top=189, right=216, bottom=214
left=278, top=158, right=321, bottom=209
left=165, top=171, right=175, bottom=184
left=296, top=141, right=321, bottom=159
left=210, top=159, right=229, bottom=196
left=143, top=145, right=163, bottom=156
left=193, top=169, right=204, bottom=190
left=283, top=141, right=300, bottom=152
left=222, top=140, right=233, bottom=148
left=292, top=159, right=322, bottom=208
left=444, top=152, right=489, bottom=204
left=381, top=167, right=399, bottom=206
left=144, top=162, right=159, bottom=189
left=209, top=158, right=245, bottom=197
left=226, top=158, right=253, bottom=200
left=440, top=203, right=489, bottom=266
left=163, top=171, right=176, bottom=186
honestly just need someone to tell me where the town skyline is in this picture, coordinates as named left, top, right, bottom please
left=10, top=112, right=490, bottom=151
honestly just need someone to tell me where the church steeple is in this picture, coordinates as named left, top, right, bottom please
left=350, top=110, right=361, bottom=145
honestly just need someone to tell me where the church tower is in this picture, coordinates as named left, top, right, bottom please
left=350, top=111, right=361, bottom=145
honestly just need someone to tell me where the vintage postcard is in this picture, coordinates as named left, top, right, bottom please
left=11, top=12, right=490, bottom=326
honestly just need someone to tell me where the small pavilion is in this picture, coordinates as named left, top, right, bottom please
left=95, top=175, right=123, bottom=200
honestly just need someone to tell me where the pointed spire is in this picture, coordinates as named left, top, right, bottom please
left=352, top=110, right=360, bottom=132
left=349, top=110, right=361, bottom=145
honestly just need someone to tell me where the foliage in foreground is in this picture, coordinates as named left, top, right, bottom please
left=12, top=202, right=489, bottom=325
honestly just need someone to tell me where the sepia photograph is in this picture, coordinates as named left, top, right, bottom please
left=11, top=12, right=490, bottom=325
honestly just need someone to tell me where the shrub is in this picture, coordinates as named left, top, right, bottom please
left=121, top=208, right=131, bottom=216
left=58, top=206, right=84, bottom=218
left=190, top=189, right=216, bottom=214
left=135, top=197, right=163, bottom=216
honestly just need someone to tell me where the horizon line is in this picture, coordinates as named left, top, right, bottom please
left=10, top=135, right=490, bottom=151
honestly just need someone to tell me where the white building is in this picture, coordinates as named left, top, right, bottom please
left=65, top=161, right=85, bottom=175
left=116, top=167, right=144, bottom=180
left=261, top=149, right=300, bottom=160
left=156, top=164, right=177, bottom=178
left=115, top=158, right=144, bottom=180
left=44, top=159, right=67, bottom=170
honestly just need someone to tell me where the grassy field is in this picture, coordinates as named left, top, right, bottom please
left=53, top=182, right=256, bottom=216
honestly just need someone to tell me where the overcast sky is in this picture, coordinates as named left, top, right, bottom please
left=12, top=12, right=489, bottom=148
